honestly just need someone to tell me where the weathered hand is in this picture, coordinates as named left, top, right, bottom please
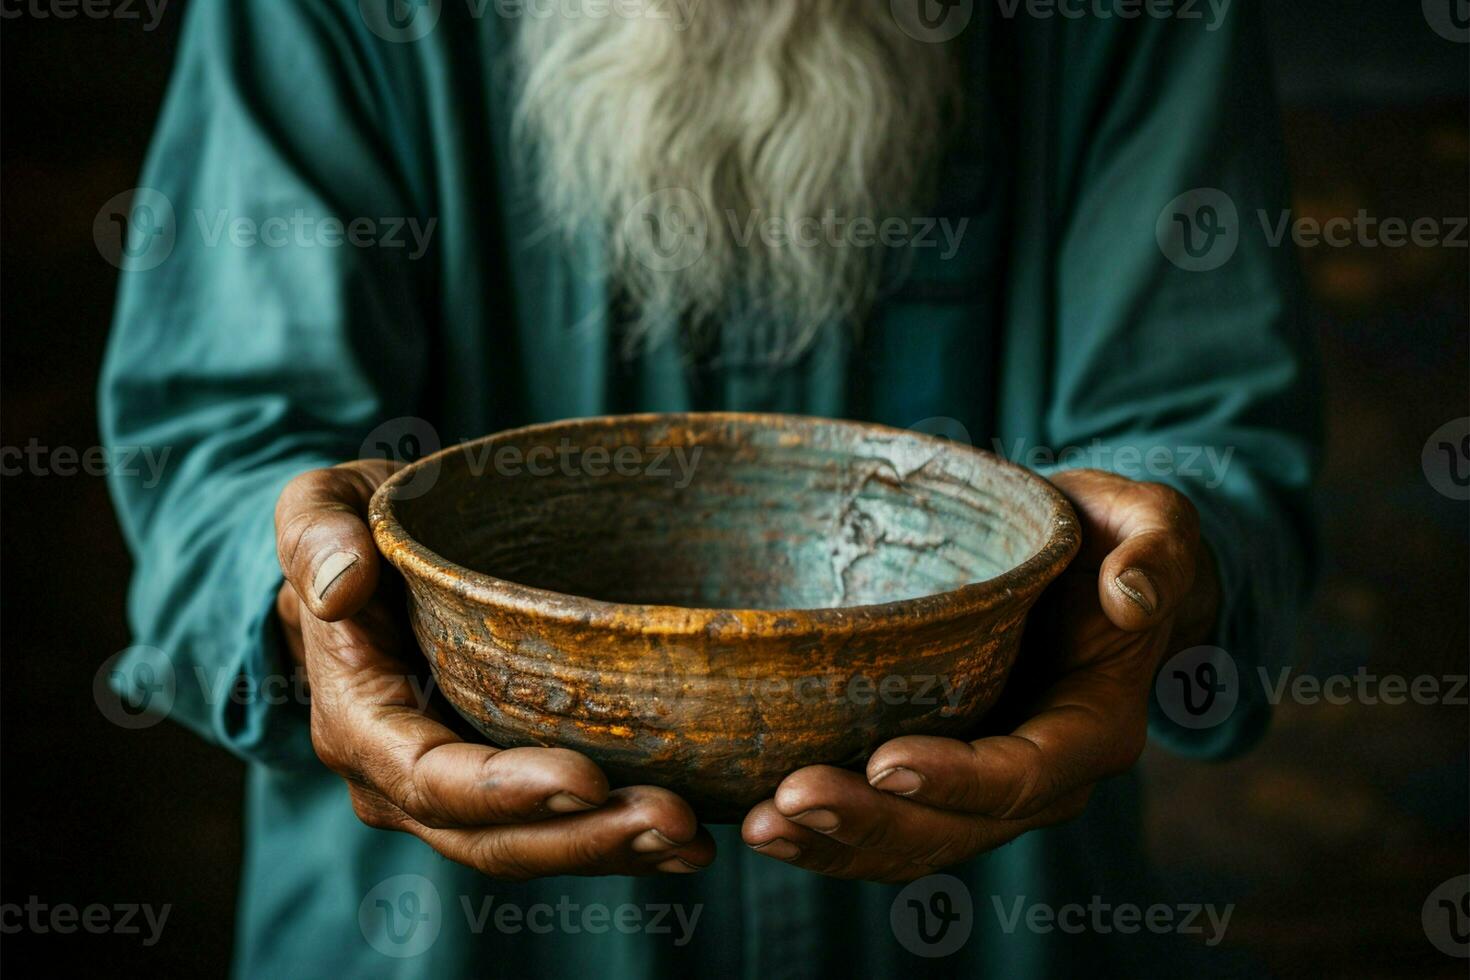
left=275, top=459, right=714, bottom=879
left=741, top=469, right=1219, bottom=882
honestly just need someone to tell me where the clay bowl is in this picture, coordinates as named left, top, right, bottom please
left=369, top=413, right=1079, bottom=821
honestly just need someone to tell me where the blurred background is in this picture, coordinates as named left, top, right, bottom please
left=2, top=2, right=1466, bottom=976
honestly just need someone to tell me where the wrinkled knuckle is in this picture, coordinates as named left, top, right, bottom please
left=1140, top=478, right=1178, bottom=500
left=309, top=720, right=351, bottom=775
left=276, top=469, right=325, bottom=521
left=349, top=787, right=402, bottom=832
left=398, top=786, right=447, bottom=828
left=848, top=818, right=897, bottom=851
left=474, top=834, right=536, bottom=881
left=994, top=742, right=1052, bottom=820
left=912, top=835, right=967, bottom=871
left=474, top=751, right=512, bottom=794
left=959, top=744, right=993, bottom=808
left=325, top=464, right=375, bottom=504
left=378, top=757, right=437, bottom=825
left=568, top=830, right=620, bottom=872
left=276, top=508, right=320, bottom=573
left=625, top=788, right=694, bottom=840
left=1146, top=482, right=1198, bottom=535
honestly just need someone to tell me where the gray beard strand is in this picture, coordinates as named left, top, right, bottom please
left=511, top=1, right=961, bottom=363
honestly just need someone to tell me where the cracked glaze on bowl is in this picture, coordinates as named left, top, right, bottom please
left=369, top=413, right=1080, bottom=821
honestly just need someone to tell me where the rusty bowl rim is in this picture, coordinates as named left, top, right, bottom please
left=369, top=412, right=1080, bottom=638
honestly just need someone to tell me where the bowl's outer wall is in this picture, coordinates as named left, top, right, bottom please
left=406, top=573, right=1037, bottom=821
left=373, top=413, right=1080, bottom=821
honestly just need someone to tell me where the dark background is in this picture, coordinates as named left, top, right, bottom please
left=2, top=2, right=1466, bottom=977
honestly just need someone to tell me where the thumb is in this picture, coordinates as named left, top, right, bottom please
left=1097, top=487, right=1201, bottom=631
left=1050, top=470, right=1202, bottom=633
left=275, top=458, right=398, bottom=621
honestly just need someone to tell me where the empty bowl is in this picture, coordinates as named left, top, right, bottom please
left=369, top=413, right=1079, bottom=820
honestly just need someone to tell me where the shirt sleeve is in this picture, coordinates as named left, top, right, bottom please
left=98, top=0, right=430, bottom=767
left=1044, top=7, right=1323, bottom=757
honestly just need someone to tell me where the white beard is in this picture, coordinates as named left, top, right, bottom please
left=512, top=0, right=960, bottom=362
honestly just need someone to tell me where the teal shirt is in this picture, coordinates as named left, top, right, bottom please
left=101, top=2, right=1318, bottom=976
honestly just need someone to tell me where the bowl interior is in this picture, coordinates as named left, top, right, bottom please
left=389, top=415, right=1060, bottom=611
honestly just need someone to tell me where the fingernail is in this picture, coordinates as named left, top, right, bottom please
left=544, top=792, right=596, bottom=814
left=631, top=829, right=681, bottom=853
left=1115, top=568, right=1158, bottom=616
left=313, top=551, right=359, bottom=602
left=656, top=856, right=705, bottom=874
left=790, top=808, right=840, bottom=833
left=751, top=838, right=801, bottom=860
left=870, top=767, right=924, bottom=796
